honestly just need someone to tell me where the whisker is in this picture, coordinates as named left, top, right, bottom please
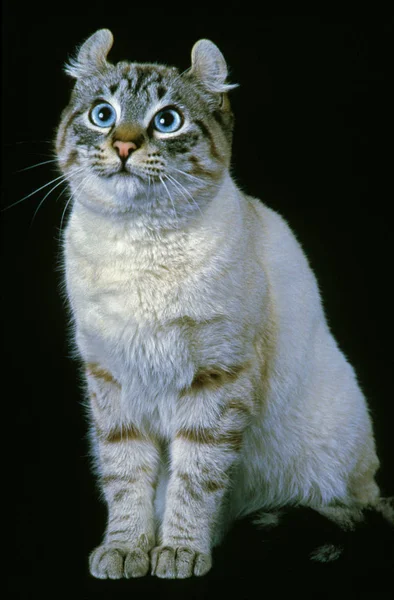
left=2, top=166, right=85, bottom=212
left=169, top=166, right=219, bottom=187
left=59, top=195, right=74, bottom=237
left=55, top=183, right=70, bottom=205
left=145, top=173, right=151, bottom=204
left=165, top=174, right=204, bottom=218
left=2, top=174, right=68, bottom=212
left=8, top=140, right=53, bottom=146
left=159, top=175, right=180, bottom=228
left=53, top=185, right=72, bottom=245
left=30, top=177, right=70, bottom=228
left=165, top=174, right=191, bottom=210
left=16, top=159, right=59, bottom=173
left=59, top=173, right=93, bottom=234
left=60, top=175, right=84, bottom=236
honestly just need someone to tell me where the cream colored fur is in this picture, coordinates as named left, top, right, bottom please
left=65, top=172, right=379, bottom=566
left=60, top=31, right=381, bottom=579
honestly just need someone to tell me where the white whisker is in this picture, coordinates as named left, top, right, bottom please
left=30, top=177, right=71, bottom=228
left=159, top=175, right=180, bottom=227
left=59, top=195, right=74, bottom=238
left=165, top=174, right=204, bottom=218
left=59, top=173, right=92, bottom=234
left=16, top=159, right=59, bottom=173
left=169, top=166, right=219, bottom=188
left=55, top=184, right=70, bottom=206
left=2, top=166, right=85, bottom=212
left=145, top=174, right=151, bottom=203
left=11, top=140, right=53, bottom=145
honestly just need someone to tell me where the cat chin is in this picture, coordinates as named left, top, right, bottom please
left=110, top=172, right=145, bottom=198
left=72, top=171, right=151, bottom=214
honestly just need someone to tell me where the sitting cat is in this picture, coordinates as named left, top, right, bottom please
left=56, top=29, right=389, bottom=579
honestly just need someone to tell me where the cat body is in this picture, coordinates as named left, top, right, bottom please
left=58, top=30, right=381, bottom=579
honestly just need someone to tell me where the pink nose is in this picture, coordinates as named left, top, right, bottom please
left=113, top=140, right=137, bottom=159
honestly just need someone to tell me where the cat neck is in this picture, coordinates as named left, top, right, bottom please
left=67, top=171, right=243, bottom=247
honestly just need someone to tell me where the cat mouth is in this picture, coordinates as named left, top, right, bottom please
left=104, top=166, right=162, bottom=182
left=101, top=165, right=161, bottom=182
left=114, top=170, right=132, bottom=177
left=104, top=166, right=144, bottom=180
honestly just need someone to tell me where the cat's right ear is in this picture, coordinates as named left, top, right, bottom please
left=189, top=39, right=238, bottom=94
left=65, top=29, right=113, bottom=79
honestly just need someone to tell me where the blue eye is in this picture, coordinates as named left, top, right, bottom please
left=89, top=102, right=117, bottom=127
left=153, top=108, right=183, bottom=133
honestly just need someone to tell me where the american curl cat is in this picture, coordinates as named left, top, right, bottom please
left=56, top=29, right=390, bottom=579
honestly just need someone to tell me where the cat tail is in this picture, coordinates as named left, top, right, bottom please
left=310, top=496, right=394, bottom=563
left=253, top=497, right=394, bottom=564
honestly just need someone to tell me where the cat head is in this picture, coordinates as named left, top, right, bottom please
left=56, top=29, right=237, bottom=225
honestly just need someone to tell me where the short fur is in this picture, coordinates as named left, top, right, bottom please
left=56, top=30, right=386, bottom=579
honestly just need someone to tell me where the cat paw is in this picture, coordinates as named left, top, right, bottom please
left=89, top=544, right=150, bottom=579
left=151, top=545, right=212, bottom=579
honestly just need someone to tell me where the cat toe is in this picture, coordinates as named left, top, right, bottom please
left=124, top=547, right=150, bottom=578
left=151, top=545, right=176, bottom=578
left=89, top=544, right=150, bottom=579
left=174, top=547, right=195, bottom=578
left=151, top=545, right=212, bottom=578
left=89, top=545, right=125, bottom=579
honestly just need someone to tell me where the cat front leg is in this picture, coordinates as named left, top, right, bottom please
left=152, top=371, right=253, bottom=579
left=85, top=363, right=160, bottom=579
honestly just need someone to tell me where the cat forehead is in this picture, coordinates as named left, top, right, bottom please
left=74, top=61, right=181, bottom=103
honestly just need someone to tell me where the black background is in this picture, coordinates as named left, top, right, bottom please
left=2, top=6, right=393, bottom=598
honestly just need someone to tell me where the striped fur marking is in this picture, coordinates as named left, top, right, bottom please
left=97, top=423, right=143, bottom=443
left=63, top=149, right=79, bottom=170
left=176, top=426, right=243, bottom=450
left=86, top=362, right=120, bottom=387
left=185, top=363, right=250, bottom=394
left=195, top=119, right=221, bottom=160
left=57, top=108, right=84, bottom=153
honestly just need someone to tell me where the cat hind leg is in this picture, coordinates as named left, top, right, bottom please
left=311, top=497, right=394, bottom=563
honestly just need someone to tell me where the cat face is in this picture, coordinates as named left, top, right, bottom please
left=56, top=30, right=236, bottom=224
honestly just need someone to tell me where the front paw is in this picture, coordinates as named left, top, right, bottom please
left=89, top=544, right=150, bottom=579
left=151, top=545, right=212, bottom=579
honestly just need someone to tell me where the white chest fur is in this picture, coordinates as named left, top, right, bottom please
left=63, top=182, right=262, bottom=432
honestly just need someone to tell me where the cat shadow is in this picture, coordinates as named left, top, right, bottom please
left=212, top=507, right=394, bottom=575
left=81, top=510, right=393, bottom=599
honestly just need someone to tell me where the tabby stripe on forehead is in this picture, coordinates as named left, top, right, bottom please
left=132, top=68, right=150, bottom=95
left=95, top=88, right=107, bottom=98
left=157, top=85, right=167, bottom=100
left=139, top=75, right=165, bottom=97
left=195, top=120, right=220, bottom=160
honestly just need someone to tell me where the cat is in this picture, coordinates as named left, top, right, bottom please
left=56, top=29, right=391, bottom=579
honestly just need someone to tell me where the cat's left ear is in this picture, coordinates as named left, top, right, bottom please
left=190, top=39, right=238, bottom=94
left=65, top=29, right=113, bottom=78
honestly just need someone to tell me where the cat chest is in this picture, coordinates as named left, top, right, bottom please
left=70, top=259, right=187, bottom=361
left=67, top=252, right=243, bottom=391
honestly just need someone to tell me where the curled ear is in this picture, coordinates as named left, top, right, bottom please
left=65, top=29, right=113, bottom=78
left=190, top=39, right=238, bottom=93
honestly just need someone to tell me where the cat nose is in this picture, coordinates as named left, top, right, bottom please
left=113, top=140, right=137, bottom=159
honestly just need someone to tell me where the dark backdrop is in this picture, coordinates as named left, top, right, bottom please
left=2, top=6, right=393, bottom=598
